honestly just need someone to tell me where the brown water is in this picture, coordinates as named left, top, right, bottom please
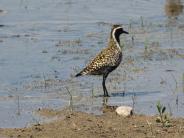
left=0, top=0, right=184, bottom=128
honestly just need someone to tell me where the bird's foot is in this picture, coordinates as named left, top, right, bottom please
left=104, top=94, right=110, bottom=97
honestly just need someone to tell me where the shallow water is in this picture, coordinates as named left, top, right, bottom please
left=0, top=0, right=184, bottom=128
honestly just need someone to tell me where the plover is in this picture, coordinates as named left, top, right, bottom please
left=76, top=25, right=128, bottom=97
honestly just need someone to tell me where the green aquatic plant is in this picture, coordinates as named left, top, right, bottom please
left=143, top=38, right=149, bottom=59
left=66, top=87, right=73, bottom=112
left=156, top=101, right=171, bottom=127
left=140, top=16, right=144, bottom=28
left=182, top=73, right=184, bottom=93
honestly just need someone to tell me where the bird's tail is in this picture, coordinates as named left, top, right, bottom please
left=75, top=68, right=88, bottom=77
left=75, top=72, right=82, bottom=77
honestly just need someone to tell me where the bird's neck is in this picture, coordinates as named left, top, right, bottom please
left=109, top=35, right=121, bottom=51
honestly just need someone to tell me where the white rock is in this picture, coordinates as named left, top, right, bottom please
left=115, top=106, right=133, bottom=117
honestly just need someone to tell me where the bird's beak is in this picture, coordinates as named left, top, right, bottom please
left=123, top=30, right=129, bottom=34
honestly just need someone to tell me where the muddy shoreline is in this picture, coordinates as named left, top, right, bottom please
left=0, top=108, right=184, bottom=138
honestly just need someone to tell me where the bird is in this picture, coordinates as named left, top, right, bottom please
left=75, top=25, right=129, bottom=97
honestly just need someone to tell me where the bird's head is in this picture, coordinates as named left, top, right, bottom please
left=111, top=24, right=129, bottom=44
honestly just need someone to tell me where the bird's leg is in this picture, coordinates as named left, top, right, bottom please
left=102, top=74, right=109, bottom=97
left=103, top=96, right=109, bottom=106
left=102, top=76, right=106, bottom=96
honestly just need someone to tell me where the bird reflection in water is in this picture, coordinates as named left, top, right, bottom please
left=102, top=97, right=118, bottom=113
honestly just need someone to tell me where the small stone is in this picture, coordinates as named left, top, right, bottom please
left=115, top=106, right=133, bottom=117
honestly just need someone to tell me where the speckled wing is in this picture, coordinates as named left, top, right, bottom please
left=78, top=47, right=122, bottom=76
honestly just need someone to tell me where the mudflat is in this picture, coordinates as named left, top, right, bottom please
left=0, top=108, right=184, bottom=138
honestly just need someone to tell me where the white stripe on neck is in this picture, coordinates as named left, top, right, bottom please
left=112, top=27, right=122, bottom=50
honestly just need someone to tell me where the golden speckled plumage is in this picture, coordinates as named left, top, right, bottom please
left=80, top=38, right=122, bottom=75
left=76, top=25, right=128, bottom=97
